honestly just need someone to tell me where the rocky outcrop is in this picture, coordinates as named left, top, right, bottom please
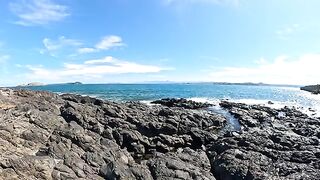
left=0, top=89, right=224, bottom=179
left=301, top=84, right=320, bottom=94
left=213, top=101, right=320, bottom=179
left=0, top=88, right=319, bottom=179
left=151, top=98, right=213, bottom=109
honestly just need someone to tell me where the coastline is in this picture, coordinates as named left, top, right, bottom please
left=0, top=88, right=319, bottom=179
left=19, top=83, right=320, bottom=118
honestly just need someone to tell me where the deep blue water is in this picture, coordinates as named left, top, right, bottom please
left=23, top=83, right=320, bottom=116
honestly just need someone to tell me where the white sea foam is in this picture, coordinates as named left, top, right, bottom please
left=140, top=100, right=153, bottom=106
left=86, top=94, right=99, bottom=98
left=188, top=97, right=220, bottom=105
left=188, top=96, right=320, bottom=117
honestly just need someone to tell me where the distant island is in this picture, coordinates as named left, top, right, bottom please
left=16, top=82, right=45, bottom=87
left=65, top=82, right=83, bottom=85
left=300, top=84, right=320, bottom=94
left=15, top=82, right=82, bottom=87
left=138, top=81, right=300, bottom=87
left=14, top=81, right=301, bottom=88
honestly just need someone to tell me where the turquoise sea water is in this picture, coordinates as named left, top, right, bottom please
left=24, top=83, right=320, bottom=116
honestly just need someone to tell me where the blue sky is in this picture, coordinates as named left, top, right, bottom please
left=1, top=0, right=320, bottom=86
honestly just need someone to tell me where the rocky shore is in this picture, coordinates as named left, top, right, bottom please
left=301, top=84, right=320, bottom=94
left=0, top=89, right=319, bottom=179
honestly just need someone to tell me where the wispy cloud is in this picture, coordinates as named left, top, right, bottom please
left=209, top=54, right=320, bottom=85
left=41, top=36, right=82, bottom=56
left=9, top=0, right=69, bottom=26
left=78, top=35, right=124, bottom=54
left=164, top=0, right=240, bottom=6
left=40, top=35, right=124, bottom=57
left=276, top=24, right=301, bottom=40
left=24, top=56, right=171, bottom=82
left=95, top=36, right=124, bottom=50
left=77, top=48, right=97, bottom=54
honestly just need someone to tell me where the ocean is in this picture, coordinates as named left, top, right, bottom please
left=24, top=83, right=320, bottom=117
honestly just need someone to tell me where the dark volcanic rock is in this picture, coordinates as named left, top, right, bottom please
left=151, top=98, right=213, bottom=109
left=301, top=84, right=320, bottom=94
left=148, top=148, right=216, bottom=179
left=209, top=101, right=320, bottom=180
left=0, top=89, right=225, bottom=179
left=0, top=89, right=319, bottom=180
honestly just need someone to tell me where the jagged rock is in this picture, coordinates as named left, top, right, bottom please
left=0, top=89, right=225, bottom=179
left=147, top=148, right=216, bottom=180
left=0, top=89, right=319, bottom=179
left=151, top=98, right=213, bottom=109
left=209, top=101, right=320, bottom=180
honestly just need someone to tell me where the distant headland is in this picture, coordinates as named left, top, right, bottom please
left=16, top=82, right=46, bottom=87
left=65, top=82, right=83, bottom=85
left=16, top=82, right=82, bottom=87
left=300, top=84, right=320, bottom=94
left=13, top=81, right=302, bottom=88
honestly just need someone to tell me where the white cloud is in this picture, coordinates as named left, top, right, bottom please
left=164, top=0, right=240, bottom=6
left=0, top=55, right=10, bottom=64
left=42, top=36, right=82, bottom=55
left=77, top=48, right=97, bottom=54
left=209, top=54, right=320, bottom=85
left=84, top=56, right=115, bottom=65
left=276, top=24, right=301, bottom=40
left=24, top=56, right=171, bottom=82
left=95, top=36, right=124, bottom=50
left=78, top=35, right=124, bottom=54
left=254, top=57, right=267, bottom=65
left=9, top=0, right=69, bottom=26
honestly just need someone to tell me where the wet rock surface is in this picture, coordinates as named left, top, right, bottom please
left=0, top=88, right=319, bottom=179
left=215, top=101, right=320, bottom=180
